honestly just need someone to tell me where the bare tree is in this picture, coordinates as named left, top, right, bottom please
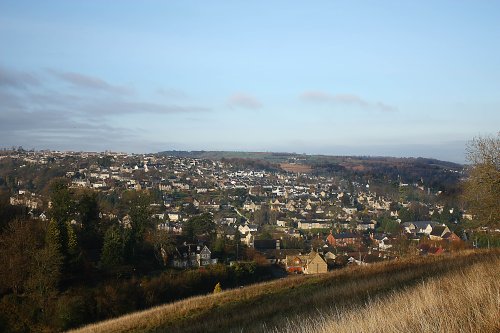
left=462, top=132, right=500, bottom=228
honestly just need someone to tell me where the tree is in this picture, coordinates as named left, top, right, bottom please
left=49, top=178, right=74, bottom=224
left=77, top=191, right=100, bottom=235
left=46, top=218, right=63, bottom=254
left=0, top=220, right=44, bottom=293
left=398, top=202, right=429, bottom=222
left=150, top=229, right=176, bottom=266
left=0, top=219, right=62, bottom=305
left=462, top=133, right=500, bottom=228
left=377, top=215, right=400, bottom=234
left=128, top=191, right=152, bottom=246
left=26, top=245, right=63, bottom=306
left=183, top=213, right=215, bottom=240
left=100, top=225, right=126, bottom=269
left=76, top=191, right=102, bottom=264
left=213, top=282, right=222, bottom=294
left=46, top=218, right=79, bottom=273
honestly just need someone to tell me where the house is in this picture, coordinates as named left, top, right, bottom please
left=157, top=222, right=183, bottom=234
left=402, top=221, right=442, bottom=235
left=172, top=244, right=198, bottom=268
left=199, top=200, right=220, bottom=212
left=218, top=225, right=237, bottom=240
left=285, top=201, right=296, bottom=212
left=171, top=244, right=217, bottom=268
left=238, top=223, right=258, bottom=234
left=277, top=220, right=287, bottom=227
left=378, top=237, right=393, bottom=251
left=297, top=221, right=330, bottom=230
left=286, top=254, right=308, bottom=274
left=442, top=231, right=461, bottom=242
left=199, top=245, right=216, bottom=266
left=343, top=207, right=358, bottom=215
left=241, top=232, right=255, bottom=247
left=330, top=232, right=361, bottom=247
left=285, top=251, right=328, bottom=274
left=243, top=198, right=260, bottom=212
left=167, top=213, right=180, bottom=222
left=418, top=243, right=444, bottom=255
left=304, top=252, right=328, bottom=274
left=347, top=257, right=369, bottom=266
left=269, top=198, right=283, bottom=212
left=254, top=239, right=280, bottom=251
left=429, top=225, right=451, bottom=240
left=323, top=251, right=336, bottom=261
left=356, top=220, right=377, bottom=231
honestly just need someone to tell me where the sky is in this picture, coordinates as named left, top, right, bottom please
left=1, top=1, right=499, bottom=163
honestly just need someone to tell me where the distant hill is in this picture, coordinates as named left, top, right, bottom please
left=159, top=150, right=464, bottom=192
left=69, top=250, right=500, bottom=333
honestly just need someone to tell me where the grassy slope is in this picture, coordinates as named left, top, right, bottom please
left=69, top=250, right=498, bottom=333
left=278, top=256, right=500, bottom=333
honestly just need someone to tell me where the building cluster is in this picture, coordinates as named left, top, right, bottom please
left=3, top=149, right=467, bottom=273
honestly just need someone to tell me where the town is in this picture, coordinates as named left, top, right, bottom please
left=1, top=148, right=481, bottom=275
left=1, top=146, right=498, bottom=332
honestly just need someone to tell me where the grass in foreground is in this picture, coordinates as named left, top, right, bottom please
left=69, top=250, right=500, bottom=333
left=277, top=256, right=500, bottom=333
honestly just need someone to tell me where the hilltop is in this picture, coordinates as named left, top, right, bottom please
left=159, top=150, right=463, bottom=189
left=69, top=250, right=500, bottom=333
left=158, top=151, right=463, bottom=170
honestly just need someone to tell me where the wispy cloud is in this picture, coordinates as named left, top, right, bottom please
left=84, top=101, right=209, bottom=115
left=0, top=66, right=210, bottom=150
left=0, top=66, right=39, bottom=88
left=300, top=91, right=397, bottom=112
left=227, top=92, right=262, bottom=109
left=48, top=69, right=132, bottom=94
left=156, top=88, right=188, bottom=99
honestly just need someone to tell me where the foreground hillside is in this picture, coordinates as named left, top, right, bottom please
left=70, top=250, right=499, bottom=333
left=277, top=257, right=500, bottom=333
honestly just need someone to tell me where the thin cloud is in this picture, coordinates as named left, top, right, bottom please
left=48, top=69, right=132, bottom=94
left=301, top=90, right=397, bottom=112
left=0, top=66, right=39, bottom=88
left=0, top=66, right=211, bottom=150
left=85, top=101, right=209, bottom=115
left=227, top=93, right=262, bottom=109
left=300, top=91, right=336, bottom=103
left=156, top=88, right=188, bottom=99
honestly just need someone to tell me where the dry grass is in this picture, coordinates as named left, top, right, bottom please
left=277, top=257, right=500, bottom=333
left=279, top=163, right=312, bottom=174
left=68, top=250, right=500, bottom=333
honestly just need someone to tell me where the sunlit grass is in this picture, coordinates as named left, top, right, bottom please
left=69, top=250, right=499, bottom=333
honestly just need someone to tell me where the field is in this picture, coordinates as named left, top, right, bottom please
left=279, top=163, right=312, bottom=174
left=69, top=250, right=500, bottom=333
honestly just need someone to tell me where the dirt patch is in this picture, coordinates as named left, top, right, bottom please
left=280, top=163, right=312, bottom=174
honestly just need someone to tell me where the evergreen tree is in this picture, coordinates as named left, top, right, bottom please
left=100, top=225, right=126, bottom=269
left=66, top=222, right=81, bottom=270
left=49, top=178, right=74, bottom=225
left=46, top=218, right=63, bottom=254
left=78, top=192, right=100, bottom=235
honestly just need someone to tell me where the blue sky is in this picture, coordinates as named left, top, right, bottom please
left=1, top=1, right=499, bottom=163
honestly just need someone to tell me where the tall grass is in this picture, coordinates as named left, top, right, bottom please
left=276, top=257, right=500, bottom=333
left=68, top=250, right=499, bottom=333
